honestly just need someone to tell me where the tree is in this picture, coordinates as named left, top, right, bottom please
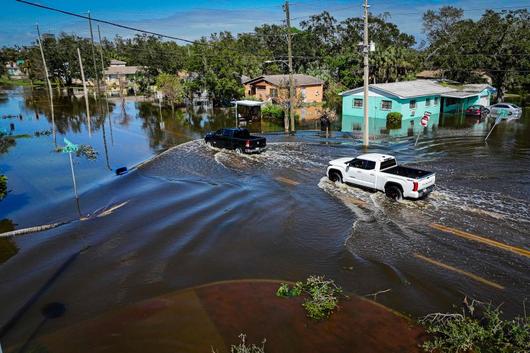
left=156, top=73, right=185, bottom=111
left=422, top=8, right=530, bottom=101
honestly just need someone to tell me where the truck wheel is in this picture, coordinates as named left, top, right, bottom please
left=385, top=185, right=403, bottom=201
left=328, top=170, right=343, bottom=183
left=235, top=148, right=243, bottom=154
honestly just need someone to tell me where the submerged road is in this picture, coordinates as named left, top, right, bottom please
left=0, top=124, right=529, bottom=351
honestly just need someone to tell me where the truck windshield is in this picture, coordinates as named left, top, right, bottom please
left=234, top=130, right=250, bottom=138
left=380, top=159, right=397, bottom=170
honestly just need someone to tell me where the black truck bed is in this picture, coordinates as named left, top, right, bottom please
left=382, top=166, right=433, bottom=179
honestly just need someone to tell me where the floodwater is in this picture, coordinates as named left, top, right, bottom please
left=0, top=87, right=529, bottom=352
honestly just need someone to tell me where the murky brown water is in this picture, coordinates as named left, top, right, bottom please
left=0, top=87, right=529, bottom=352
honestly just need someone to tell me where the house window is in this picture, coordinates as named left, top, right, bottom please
left=256, top=85, right=266, bottom=90
left=381, top=100, right=392, bottom=110
left=426, top=98, right=431, bottom=106
left=353, top=98, right=363, bottom=108
left=409, top=100, right=416, bottom=109
left=446, top=97, right=458, bottom=106
left=434, top=97, right=439, bottom=105
left=270, top=88, right=278, bottom=97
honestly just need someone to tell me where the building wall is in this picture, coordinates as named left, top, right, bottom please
left=341, top=90, right=442, bottom=132
left=244, top=80, right=323, bottom=103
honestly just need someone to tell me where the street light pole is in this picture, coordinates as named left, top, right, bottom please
left=363, top=0, right=370, bottom=147
left=284, top=0, right=295, bottom=134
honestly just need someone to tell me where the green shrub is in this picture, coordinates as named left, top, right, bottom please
left=261, top=104, right=284, bottom=120
left=386, top=112, right=403, bottom=129
left=276, top=275, right=343, bottom=320
left=420, top=301, right=529, bottom=353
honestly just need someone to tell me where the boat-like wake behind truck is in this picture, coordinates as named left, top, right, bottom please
left=327, top=153, right=435, bottom=201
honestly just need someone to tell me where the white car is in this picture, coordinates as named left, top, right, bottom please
left=489, top=103, right=522, bottom=119
left=327, top=153, right=436, bottom=201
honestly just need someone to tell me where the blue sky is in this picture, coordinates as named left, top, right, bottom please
left=1, top=0, right=530, bottom=46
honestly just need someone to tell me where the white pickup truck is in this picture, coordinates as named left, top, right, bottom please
left=326, top=153, right=435, bottom=201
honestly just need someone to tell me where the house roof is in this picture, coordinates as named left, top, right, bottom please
left=341, top=80, right=461, bottom=99
left=243, top=74, right=324, bottom=87
left=441, top=91, right=480, bottom=99
left=104, top=66, right=142, bottom=75
left=110, top=59, right=127, bottom=66
left=233, top=100, right=264, bottom=107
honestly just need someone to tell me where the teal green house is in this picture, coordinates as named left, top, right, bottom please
left=340, top=80, right=493, bottom=133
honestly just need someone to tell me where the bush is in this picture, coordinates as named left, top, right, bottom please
left=211, top=333, right=266, bottom=353
left=420, top=301, right=529, bottom=353
left=276, top=275, right=343, bottom=320
left=261, top=104, right=284, bottom=120
left=386, top=112, right=403, bottom=129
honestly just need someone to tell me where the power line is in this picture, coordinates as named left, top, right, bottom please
left=16, top=0, right=203, bottom=45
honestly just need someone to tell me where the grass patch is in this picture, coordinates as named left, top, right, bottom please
left=211, top=333, right=266, bottom=353
left=0, top=76, right=38, bottom=87
left=276, top=275, right=343, bottom=320
left=420, top=300, right=529, bottom=353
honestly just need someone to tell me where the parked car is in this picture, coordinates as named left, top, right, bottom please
left=489, top=103, right=522, bottom=119
left=205, top=128, right=267, bottom=154
left=465, top=104, right=490, bottom=117
left=327, top=153, right=435, bottom=201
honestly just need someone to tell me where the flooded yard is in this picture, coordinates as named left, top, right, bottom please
left=0, top=87, right=529, bottom=352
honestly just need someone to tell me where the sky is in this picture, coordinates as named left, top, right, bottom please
left=1, top=0, right=530, bottom=47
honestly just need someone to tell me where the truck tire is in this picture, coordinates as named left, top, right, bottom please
left=328, top=170, right=343, bottom=183
left=385, top=185, right=403, bottom=201
left=235, top=147, right=243, bottom=154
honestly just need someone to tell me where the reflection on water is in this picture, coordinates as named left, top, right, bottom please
left=0, top=219, right=18, bottom=264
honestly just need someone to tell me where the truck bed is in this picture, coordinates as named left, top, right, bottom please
left=382, top=166, right=433, bottom=179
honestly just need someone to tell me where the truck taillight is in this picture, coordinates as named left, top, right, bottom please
left=413, top=181, right=419, bottom=192
left=245, top=140, right=250, bottom=148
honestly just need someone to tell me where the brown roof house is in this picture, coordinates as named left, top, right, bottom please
left=243, top=74, right=324, bottom=103
left=103, top=59, right=144, bottom=95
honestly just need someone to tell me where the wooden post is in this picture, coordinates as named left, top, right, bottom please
left=284, top=1, right=295, bottom=134
left=69, top=152, right=78, bottom=199
left=36, top=24, right=56, bottom=145
left=77, top=48, right=91, bottom=137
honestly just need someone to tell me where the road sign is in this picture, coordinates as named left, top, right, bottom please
left=421, top=116, right=429, bottom=127
left=62, top=138, right=79, bottom=154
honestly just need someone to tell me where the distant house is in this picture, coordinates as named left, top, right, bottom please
left=5, top=60, right=28, bottom=80
left=103, top=59, right=143, bottom=95
left=340, top=79, right=494, bottom=132
left=243, top=74, right=324, bottom=103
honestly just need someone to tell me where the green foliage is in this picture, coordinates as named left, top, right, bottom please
left=386, top=112, right=403, bottom=129
left=423, top=7, right=530, bottom=101
left=261, top=104, right=284, bottom=120
left=0, top=175, right=7, bottom=200
left=156, top=73, right=185, bottom=108
left=276, top=275, right=343, bottom=320
left=420, top=301, right=530, bottom=353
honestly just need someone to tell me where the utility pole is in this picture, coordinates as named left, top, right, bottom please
left=284, top=0, right=295, bottom=134
left=88, top=12, right=100, bottom=99
left=36, top=24, right=56, bottom=145
left=77, top=47, right=92, bottom=137
left=363, top=0, right=370, bottom=147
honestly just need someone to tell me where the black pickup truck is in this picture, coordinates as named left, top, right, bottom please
left=205, top=128, right=267, bottom=154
